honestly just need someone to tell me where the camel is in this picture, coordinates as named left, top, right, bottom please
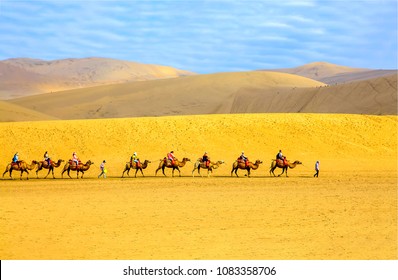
left=36, top=159, right=64, bottom=179
left=155, top=157, right=190, bottom=177
left=2, top=160, right=38, bottom=180
left=192, top=159, right=225, bottom=177
left=269, top=159, right=302, bottom=177
left=121, top=160, right=151, bottom=178
left=231, top=159, right=263, bottom=177
left=61, top=160, right=94, bottom=179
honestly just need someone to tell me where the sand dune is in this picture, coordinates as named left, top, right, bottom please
left=7, top=71, right=324, bottom=120
left=0, top=114, right=396, bottom=259
left=0, top=100, right=58, bottom=122
left=7, top=71, right=396, bottom=121
left=0, top=57, right=195, bottom=99
left=267, top=61, right=397, bottom=84
left=231, top=74, right=397, bottom=115
left=0, top=114, right=395, bottom=175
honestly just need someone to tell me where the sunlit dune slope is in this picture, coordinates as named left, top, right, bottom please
left=0, top=57, right=194, bottom=99
left=0, top=114, right=396, bottom=176
left=0, top=100, right=58, bottom=122
left=9, top=71, right=324, bottom=120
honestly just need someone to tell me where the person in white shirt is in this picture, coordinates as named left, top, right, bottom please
left=314, top=161, right=320, bottom=177
left=98, top=160, right=107, bottom=178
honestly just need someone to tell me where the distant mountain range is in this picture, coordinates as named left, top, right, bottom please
left=264, top=61, right=396, bottom=84
left=0, top=57, right=194, bottom=99
left=0, top=58, right=396, bottom=121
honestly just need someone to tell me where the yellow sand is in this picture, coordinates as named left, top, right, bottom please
left=0, top=113, right=396, bottom=259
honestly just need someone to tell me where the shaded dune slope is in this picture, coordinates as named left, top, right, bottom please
left=267, top=61, right=397, bottom=84
left=8, top=71, right=324, bottom=120
left=7, top=72, right=396, bottom=120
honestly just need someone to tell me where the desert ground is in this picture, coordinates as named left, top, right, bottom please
left=0, top=113, right=396, bottom=259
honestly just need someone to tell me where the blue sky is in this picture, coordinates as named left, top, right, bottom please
left=0, top=0, right=396, bottom=73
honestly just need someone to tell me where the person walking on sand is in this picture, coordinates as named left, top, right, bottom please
left=314, top=160, right=320, bottom=177
left=98, top=160, right=107, bottom=178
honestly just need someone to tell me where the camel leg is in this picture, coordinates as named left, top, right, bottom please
left=198, top=167, right=203, bottom=177
left=139, top=168, right=144, bottom=177
left=278, top=167, right=285, bottom=177
left=162, top=166, right=167, bottom=177
left=44, top=168, right=51, bottom=179
left=269, top=167, right=275, bottom=176
left=177, top=167, right=181, bottom=177
left=192, top=167, right=196, bottom=177
left=247, top=168, right=250, bottom=178
left=155, top=166, right=164, bottom=176
left=231, top=167, right=235, bottom=177
left=2, top=168, right=9, bottom=178
left=80, top=171, right=84, bottom=179
left=36, top=167, right=41, bottom=178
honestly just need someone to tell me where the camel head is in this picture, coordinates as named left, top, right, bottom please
left=294, top=161, right=302, bottom=165
left=32, top=160, right=38, bottom=164
left=217, top=160, right=225, bottom=165
left=86, top=160, right=94, bottom=165
left=255, top=160, right=263, bottom=164
left=182, top=157, right=191, bottom=162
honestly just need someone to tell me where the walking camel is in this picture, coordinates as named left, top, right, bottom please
left=61, top=160, right=94, bottom=179
left=231, top=160, right=263, bottom=177
left=269, top=159, right=302, bottom=177
left=155, top=157, right=190, bottom=177
left=192, top=159, right=224, bottom=177
left=121, top=160, right=151, bottom=178
left=36, top=159, right=64, bottom=179
left=2, top=160, right=38, bottom=180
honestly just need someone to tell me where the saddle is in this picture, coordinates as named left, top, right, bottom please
left=277, top=159, right=288, bottom=167
left=11, top=161, right=20, bottom=167
left=237, top=158, right=249, bottom=167
left=164, top=157, right=175, bottom=166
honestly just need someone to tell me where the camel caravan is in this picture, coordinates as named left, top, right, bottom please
left=2, top=150, right=305, bottom=180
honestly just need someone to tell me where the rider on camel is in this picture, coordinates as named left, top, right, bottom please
left=167, top=151, right=176, bottom=165
left=239, top=151, right=249, bottom=167
left=72, top=152, right=79, bottom=166
left=44, top=151, right=51, bottom=166
left=202, top=152, right=210, bottom=168
left=12, top=152, right=21, bottom=168
left=276, top=150, right=288, bottom=166
left=131, top=152, right=140, bottom=168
